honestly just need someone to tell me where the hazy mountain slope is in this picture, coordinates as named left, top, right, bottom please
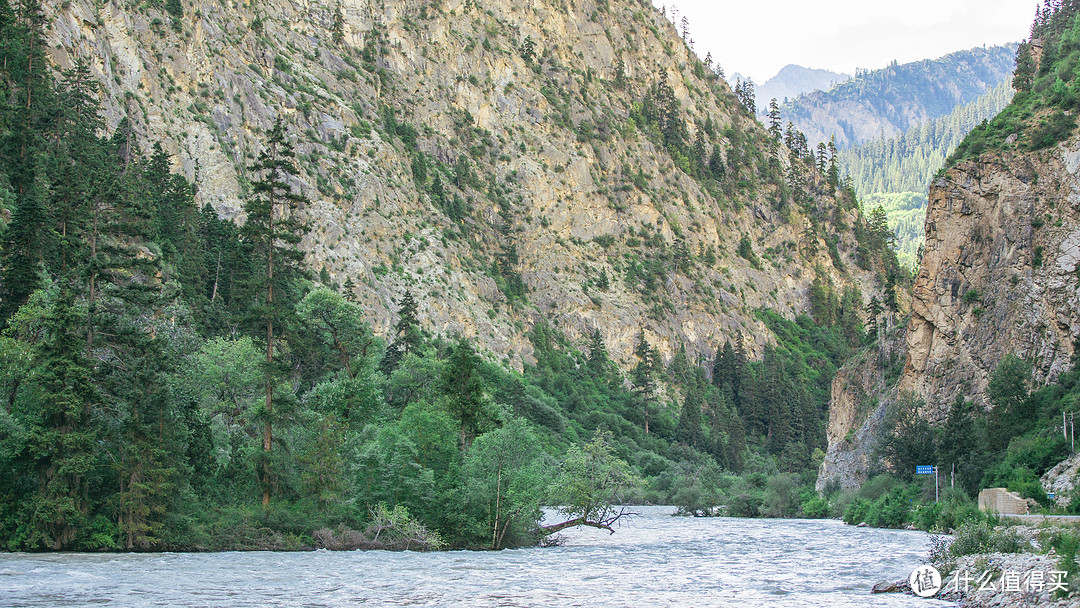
left=839, top=79, right=1015, bottom=267
left=41, top=0, right=880, bottom=372
left=757, top=64, right=851, bottom=106
left=781, top=45, right=1017, bottom=149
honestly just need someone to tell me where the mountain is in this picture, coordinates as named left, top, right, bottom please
left=838, top=79, right=1015, bottom=267
left=0, top=0, right=902, bottom=550
left=781, top=45, right=1018, bottom=150
left=819, top=3, right=1080, bottom=491
left=38, top=0, right=879, bottom=369
left=757, top=65, right=851, bottom=107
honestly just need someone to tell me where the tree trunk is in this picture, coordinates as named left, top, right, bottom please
left=262, top=216, right=274, bottom=507
left=540, top=517, right=615, bottom=536
left=86, top=205, right=99, bottom=354
left=492, top=464, right=502, bottom=549
left=210, top=251, right=221, bottom=303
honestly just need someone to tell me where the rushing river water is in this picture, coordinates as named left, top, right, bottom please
left=1, top=507, right=953, bottom=607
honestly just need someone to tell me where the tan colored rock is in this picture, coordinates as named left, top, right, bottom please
left=901, top=139, right=1080, bottom=416
left=42, top=0, right=876, bottom=372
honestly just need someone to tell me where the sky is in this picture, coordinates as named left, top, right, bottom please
left=652, top=0, right=1037, bottom=83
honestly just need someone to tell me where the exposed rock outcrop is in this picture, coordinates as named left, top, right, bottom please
left=42, top=0, right=875, bottom=370
left=902, top=140, right=1080, bottom=416
left=817, top=325, right=907, bottom=491
left=1042, top=453, right=1080, bottom=508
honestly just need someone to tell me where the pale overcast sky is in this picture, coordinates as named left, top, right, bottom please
left=652, top=0, right=1037, bottom=82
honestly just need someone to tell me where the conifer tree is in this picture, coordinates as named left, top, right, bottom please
left=632, top=333, right=657, bottom=434
left=14, top=283, right=101, bottom=549
left=0, top=0, right=54, bottom=323
left=826, top=136, right=840, bottom=190
left=675, top=385, right=704, bottom=448
left=1013, top=41, right=1035, bottom=93
left=586, top=327, right=609, bottom=375
left=331, top=1, right=345, bottom=45
left=443, top=339, right=488, bottom=450
left=241, top=117, right=309, bottom=506
left=381, top=289, right=422, bottom=373
left=342, top=276, right=357, bottom=302
left=865, top=296, right=884, bottom=339
left=767, top=98, right=782, bottom=142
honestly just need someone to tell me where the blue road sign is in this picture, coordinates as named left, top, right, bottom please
left=916, top=465, right=935, bottom=475
left=1049, top=493, right=1057, bottom=500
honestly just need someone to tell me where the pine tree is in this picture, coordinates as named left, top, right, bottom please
left=631, top=332, right=656, bottom=434
left=381, top=289, right=422, bottom=374
left=14, top=283, right=101, bottom=549
left=241, top=117, right=309, bottom=506
left=826, top=136, right=840, bottom=190
left=0, top=0, right=55, bottom=323
left=443, top=339, right=488, bottom=450
left=767, top=98, right=782, bottom=142
left=342, top=276, right=357, bottom=302
left=735, top=78, right=756, bottom=114
left=586, top=327, right=609, bottom=375
left=865, top=296, right=884, bottom=339
left=937, top=395, right=986, bottom=495
left=675, top=384, right=704, bottom=448
left=331, top=1, right=345, bottom=45
left=839, top=286, right=863, bottom=347
left=1014, top=41, right=1035, bottom=93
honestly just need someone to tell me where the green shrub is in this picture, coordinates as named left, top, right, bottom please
left=867, top=487, right=913, bottom=528
left=843, top=498, right=871, bottom=525
left=950, top=520, right=993, bottom=557
left=1029, top=110, right=1076, bottom=150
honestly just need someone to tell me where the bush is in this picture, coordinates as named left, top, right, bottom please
left=950, top=520, right=993, bottom=557
left=843, top=498, right=871, bottom=525
left=759, top=474, right=801, bottom=518
left=800, top=491, right=829, bottom=518
left=1029, top=110, right=1076, bottom=150
left=726, top=491, right=763, bottom=518
left=867, top=487, right=913, bottom=528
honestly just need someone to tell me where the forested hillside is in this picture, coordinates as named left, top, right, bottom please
left=0, top=0, right=903, bottom=551
left=779, top=45, right=1017, bottom=150
left=838, top=80, right=1015, bottom=267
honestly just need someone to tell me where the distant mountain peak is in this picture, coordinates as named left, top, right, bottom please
left=757, top=65, right=852, bottom=106
left=778, top=44, right=1019, bottom=149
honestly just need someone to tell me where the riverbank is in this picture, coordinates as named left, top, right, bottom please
left=926, top=522, right=1080, bottom=607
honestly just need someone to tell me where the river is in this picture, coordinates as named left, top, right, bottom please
left=0, top=507, right=952, bottom=607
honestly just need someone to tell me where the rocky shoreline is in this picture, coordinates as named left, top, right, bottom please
left=874, top=525, right=1080, bottom=607
left=937, top=552, right=1074, bottom=608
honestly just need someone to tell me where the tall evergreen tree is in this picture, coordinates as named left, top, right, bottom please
left=443, top=339, right=488, bottom=450
left=381, top=289, right=422, bottom=374
left=241, top=117, right=309, bottom=506
left=632, top=332, right=657, bottom=434
left=13, top=283, right=101, bottom=549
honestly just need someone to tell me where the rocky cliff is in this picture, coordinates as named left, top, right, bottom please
left=817, top=324, right=907, bottom=491
left=42, top=0, right=875, bottom=369
left=902, top=140, right=1080, bottom=413
left=819, top=131, right=1080, bottom=488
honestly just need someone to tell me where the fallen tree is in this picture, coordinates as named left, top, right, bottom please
left=540, top=431, right=642, bottom=538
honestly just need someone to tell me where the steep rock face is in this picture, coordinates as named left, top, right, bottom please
left=902, top=138, right=1080, bottom=415
left=816, top=326, right=907, bottom=491
left=42, top=0, right=873, bottom=368
left=818, top=133, right=1080, bottom=489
